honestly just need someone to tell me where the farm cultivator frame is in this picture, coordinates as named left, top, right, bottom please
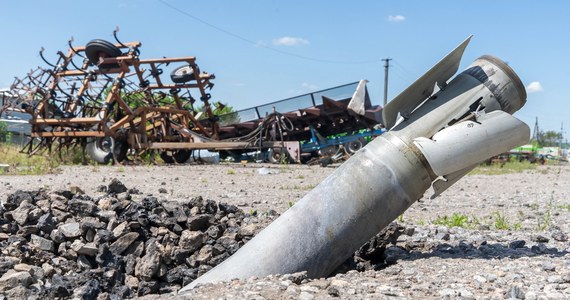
left=3, top=31, right=383, bottom=164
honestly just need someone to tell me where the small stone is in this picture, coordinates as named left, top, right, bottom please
left=116, top=192, right=130, bottom=201
left=68, top=199, right=98, bottom=217
left=298, top=291, right=314, bottom=300
left=125, top=275, right=139, bottom=289
left=0, top=271, right=33, bottom=291
left=137, top=280, right=159, bottom=296
left=542, top=261, right=556, bottom=272
left=187, top=215, right=210, bottom=231
left=96, top=185, right=108, bottom=193
left=37, top=213, right=56, bottom=233
left=4, top=285, right=30, bottom=299
left=552, top=231, right=568, bottom=242
left=179, top=231, right=205, bottom=253
left=59, top=223, right=81, bottom=238
left=505, top=285, right=525, bottom=299
left=112, top=222, right=128, bottom=238
left=69, top=186, right=85, bottom=195
left=72, top=279, right=99, bottom=300
left=30, top=234, right=54, bottom=252
left=96, top=210, right=117, bottom=222
left=547, top=275, right=563, bottom=283
left=238, top=223, right=258, bottom=237
left=530, top=234, right=549, bottom=243
left=327, top=286, right=341, bottom=297
left=195, top=245, right=213, bottom=264
left=473, top=275, right=486, bottom=284
left=108, top=178, right=127, bottom=194
left=281, top=271, right=308, bottom=285
left=41, top=263, right=55, bottom=278
left=158, top=188, right=168, bottom=194
left=10, top=200, right=33, bottom=225
left=77, top=255, right=92, bottom=269
left=71, top=240, right=98, bottom=256
left=135, top=243, right=161, bottom=279
left=435, top=232, right=450, bottom=241
left=110, top=232, right=140, bottom=255
left=509, top=240, right=525, bottom=249
left=531, top=243, right=548, bottom=254
left=13, top=263, right=33, bottom=274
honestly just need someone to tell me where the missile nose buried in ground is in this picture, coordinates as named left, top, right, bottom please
left=180, top=36, right=530, bottom=292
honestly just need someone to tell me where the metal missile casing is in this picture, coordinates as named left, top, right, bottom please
left=180, top=37, right=530, bottom=292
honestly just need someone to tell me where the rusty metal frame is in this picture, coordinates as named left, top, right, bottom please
left=6, top=36, right=304, bottom=163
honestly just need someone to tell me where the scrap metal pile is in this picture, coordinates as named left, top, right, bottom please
left=2, top=31, right=383, bottom=164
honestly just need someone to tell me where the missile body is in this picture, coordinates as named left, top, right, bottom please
left=180, top=38, right=529, bottom=292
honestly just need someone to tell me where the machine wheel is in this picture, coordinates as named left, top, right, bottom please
left=85, top=39, right=122, bottom=69
left=160, top=149, right=192, bottom=164
left=345, top=138, right=364, bottom=154
left=268, top=148, right=289, bottom=164
left=170, top=65, right=197, bottom=83
left=86, top=137, right=128, bottom=164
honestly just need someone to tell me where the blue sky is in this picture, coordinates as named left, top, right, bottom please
left=1, top=1, right=568, bottom=140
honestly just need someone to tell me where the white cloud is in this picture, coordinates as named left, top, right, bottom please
left=272, top=36, right=310, bottom=46
left=388, top=15, right=406, bottom=22
left=526, top=81, right=543, bottom=93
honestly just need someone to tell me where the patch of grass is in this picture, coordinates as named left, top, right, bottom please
left=303, top=184, right=316, bottom=190
left=116, top=166, right=125, bottom=173
left=0, top=144, right=61, bottom=175
left=493, top=212, right=510, bottom=230
left=227, top=169, right=236, bottom=175
left=288, top=201, right=295, bottom=208
left=558, top=204, right=570, bottom=212
left=432, top=213, right=470, bottom=228
left=513, top=222, right=523, bottom=230
left=470, top=160, right=536, bottom=175
left=397, top=214, right=405, bottom=223
left=281, top=184, right=316, bottom=191
left=296, top=175, right=305, bottom=179
left=536, top=198, right=553, bottom=231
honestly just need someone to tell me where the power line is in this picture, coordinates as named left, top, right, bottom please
left=392, top=59, right=416, bottom=81
left=157, top=0, right=379, bottom=65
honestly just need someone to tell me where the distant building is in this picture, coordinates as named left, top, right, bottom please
left=0, top=89, right=31, bottom=146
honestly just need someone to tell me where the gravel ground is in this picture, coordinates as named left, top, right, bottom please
left=1, top=162, right=569, bottom=299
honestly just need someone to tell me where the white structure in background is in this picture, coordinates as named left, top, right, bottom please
left=0, top=89, right=31, bottom=146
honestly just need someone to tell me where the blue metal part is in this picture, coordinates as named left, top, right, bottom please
left=300, top=127, right=385, bottom=153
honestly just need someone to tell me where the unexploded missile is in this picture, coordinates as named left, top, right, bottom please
left=180, top=36, right=529, bottom=292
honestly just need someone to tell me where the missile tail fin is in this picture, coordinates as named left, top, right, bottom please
left=382, top=35, right=472, bottom=130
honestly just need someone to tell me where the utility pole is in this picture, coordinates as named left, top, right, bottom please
left=532, top=117, right=540, bottom=144
left=558, top=122, right=564, bottom=149
left=381, top=58, right=392, bottom=106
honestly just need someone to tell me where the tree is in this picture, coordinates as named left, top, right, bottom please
left=537, top=130, right=562, bottom=147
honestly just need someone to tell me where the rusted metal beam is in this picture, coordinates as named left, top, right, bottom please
left=32, top=131, right=106, bottom=137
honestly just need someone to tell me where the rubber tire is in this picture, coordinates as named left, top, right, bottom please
left=160, top=150, right=192, bottom=164
left=170, top=65, right=197, bottom=83
left=86, top=137, right=127, bottom=164
left=345, top=138, right=364, bottom=154
left=267, top=148, right=289, bottom=164
left=85, top=39, right=122, bottom=69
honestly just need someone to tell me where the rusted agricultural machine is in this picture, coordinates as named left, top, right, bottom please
left=3, top=32, right=383, bottom=164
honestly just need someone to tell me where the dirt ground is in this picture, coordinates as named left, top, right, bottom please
left=1, top=162, right=569, bottom=299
